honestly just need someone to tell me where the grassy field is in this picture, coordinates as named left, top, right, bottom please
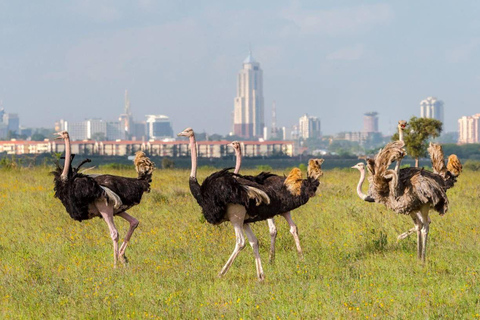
left=0, top=165, right=479, bottom=319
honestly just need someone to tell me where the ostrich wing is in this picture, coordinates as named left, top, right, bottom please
left=93, top=175, right=150, bottom=206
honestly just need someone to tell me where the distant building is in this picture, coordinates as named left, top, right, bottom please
left=458, top=113, right=480, bottom=144
left=233, top=51, right=264, bottom=138
left=298, top=114, right=321, bottom=139
left=132, top=122, right=147, bottom=141
left=65, top=121, right=88, bottom=140
left=119, top=90, right=134, bottom=139
left=420, top=97, right=444, bottom=123
left=64, top=119, right=126, bottom=141
left=363, top=112, right=378, bottom=133
left=146, top=115, right=173, bottom=140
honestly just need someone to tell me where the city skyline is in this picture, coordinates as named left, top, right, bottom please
left=1, top=2, right=480, bottom=135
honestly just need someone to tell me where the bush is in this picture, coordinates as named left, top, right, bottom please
left=161, top=157, right=175, bottom=169
left=463, top=160, right=480, bottom=171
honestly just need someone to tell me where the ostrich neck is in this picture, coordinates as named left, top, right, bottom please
left=61, top=135, right=71, bottom=180
left=355, top=169, right=369, bottom=201
left=189, top=135, right=198, bottom=178
left=234, top=148, right=242, bottom=174
left=399, top=128, right=403, bottom=141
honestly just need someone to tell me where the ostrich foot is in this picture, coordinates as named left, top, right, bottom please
left=119, top=254, right=129, bottom=265
left=258, top=272, right=265, bottom=282
left=269, top=252, right=275, bottom=264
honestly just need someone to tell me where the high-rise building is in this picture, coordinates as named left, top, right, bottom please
left=298, top=114, right=321, bottom=139
left=65, top=119, right=126, bottom=141
left=119, top=90, right=134, bottom=139
left=420, top=97, right=444, bottom=123
left=458, top=113, right=480, bottom=144
left=146, top=115, right=173, bottom=140
left=363, top=112, right=378, bottom=133
left=233, top=52, right=264, bottom=138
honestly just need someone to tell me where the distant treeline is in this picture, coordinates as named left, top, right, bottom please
left=0, top=152, right=444, bottom=170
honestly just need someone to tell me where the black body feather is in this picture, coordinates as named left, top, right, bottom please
left=237, top=174, right=319, bottom=223
left=189, top=168, right=264, bottom=225
left=53, top=158, right=152, bottom=222
left=52, top=166, right=104, bottom=221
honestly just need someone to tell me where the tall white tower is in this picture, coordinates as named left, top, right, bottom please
left=420, top=97, right=444, bottom=124
left=233, top=51, right=264, bottom=138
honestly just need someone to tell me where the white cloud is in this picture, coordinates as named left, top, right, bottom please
left=281, top=3, right=394, bottom=36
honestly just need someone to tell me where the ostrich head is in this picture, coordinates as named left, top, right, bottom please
left=54, top=131, right=69, bottom=140
left=177, top=127, right=194, bottom=137
left=398, top=120, right=407, bottom=131
left=351, top=162, right=365, bottom=172
left=230, top=141, right=241, bottom=152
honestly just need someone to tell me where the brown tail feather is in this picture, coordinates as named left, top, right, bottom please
left=447, top=154, right=462, bottom=177
left=134, top=151, right=155, bottom=180
left=372, top=141, right=406, bottom=196
left=307, top=158, right=324, bottom=180
left=428, top=142, right=448, bottom=176
left=284, top=167, right=303, bottom=196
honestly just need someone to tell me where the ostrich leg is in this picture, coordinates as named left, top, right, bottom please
left=243, top=223, right=265, bottom=281
left=281, top=211, right=303, bottom=258
left=397, top=216, right=431, bottom=242
left=95, top=200, right=119, bottom=267
left=117, top=211, right=140, bottom=264
left=219, top=204, right=246, bottom=277
left=419, top=206, right=430, bottom=263
left=267, top=218, right=277, bottom=262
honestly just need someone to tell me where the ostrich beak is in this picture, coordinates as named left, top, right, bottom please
left=177, top=131, right=186, bottom=137
left=54, top=132, right=63, bottom=140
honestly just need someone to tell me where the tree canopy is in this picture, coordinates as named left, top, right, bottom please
left=392, top=116, right=443, bottom=166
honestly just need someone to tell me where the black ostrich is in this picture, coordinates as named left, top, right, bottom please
left=229, top=141, right=324, bottom=262
left=178, top=128, right=272, bottom=281
left=52, top=131, right=154, bottom=267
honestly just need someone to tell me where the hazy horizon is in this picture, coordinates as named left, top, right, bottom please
left=1, top=1, right=479, bottom=136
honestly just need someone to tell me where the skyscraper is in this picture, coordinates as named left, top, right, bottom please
left=298, top=114, right=321, bottom=139
left=119, top=90, right=134, bottom=138
left=233, top=52, right=264, bottom=138
left=420, top=97, right=444, bottom=123
left=458, top=113, right=480, bottom=144
left=363, top=112, right=379, bottom=133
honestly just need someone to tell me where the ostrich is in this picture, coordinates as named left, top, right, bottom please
left=52, top=131, right=154, bottom=267
left=394, top=120, right=407, bottom=175
left=229, top=141, right=323, bottom=262
left=177, top=128, right=271, bottom=281
left=352, top=141, right=461, bottom=262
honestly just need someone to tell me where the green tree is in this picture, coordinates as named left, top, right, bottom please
left=31, top=133, right=46, bottom=141
left=392, top=116, right=442, bottom=167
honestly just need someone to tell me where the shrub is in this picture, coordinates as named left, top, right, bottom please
left=463, top=160, right=480, bottom=171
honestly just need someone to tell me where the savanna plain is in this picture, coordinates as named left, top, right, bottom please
left=0, top=165, right=479, bottom=319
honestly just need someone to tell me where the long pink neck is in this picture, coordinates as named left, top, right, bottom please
left=233, top=147, right=242, bottom=174
left=355, top=168, right=369, bottom=200
left=61, top=135, right=71, bottom=180
left=189, top=134, right=197, bottom=178
left=399, top=127, right=404, bottom=141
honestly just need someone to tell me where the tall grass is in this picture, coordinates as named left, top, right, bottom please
left=0, top=166, right=479, bottom=318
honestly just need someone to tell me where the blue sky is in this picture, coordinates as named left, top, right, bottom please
left=1, top=1, right=479, bottom=135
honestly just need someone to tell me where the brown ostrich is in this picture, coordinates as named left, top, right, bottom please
left=352, top=141, right=461, bottom=262
left=52, top=131, right=154, bottom=267
left=229, top=140, right=323, bottom=262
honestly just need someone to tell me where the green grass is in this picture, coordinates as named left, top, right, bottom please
left=0, top=166, right=479, bottom=319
